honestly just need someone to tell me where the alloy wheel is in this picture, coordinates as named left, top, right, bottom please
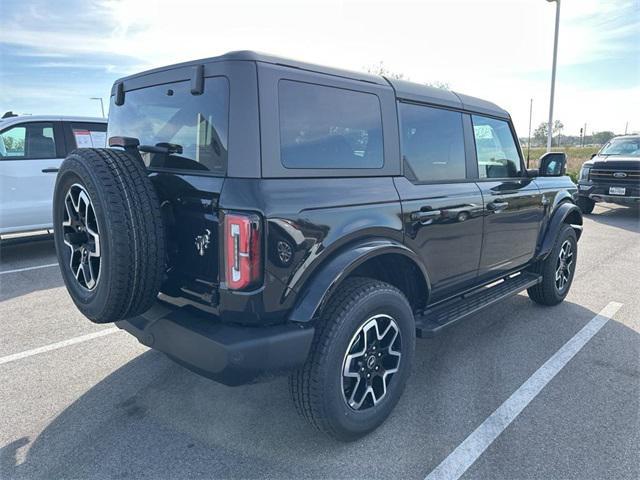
left=62, top=183, right=101, bottom=290
left=341, top=314, right=402, bottom=410
left=555, top=239, right=574, bottom=293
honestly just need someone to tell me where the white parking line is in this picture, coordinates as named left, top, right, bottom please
left=0, top=328, right=120, bottom=366
left=0, top=263, right=59, bottom=275
left=424, top=301, right=624, bottom=480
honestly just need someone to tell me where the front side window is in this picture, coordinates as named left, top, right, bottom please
left=278, top=80, right=384, bottom=169
left=472, top=115, right=521, bottom=178
left=108, top=77, right=229, bottom=174
left=0, top=123, right=56, bottom=159
left=400, top=103, right=466, bottom=182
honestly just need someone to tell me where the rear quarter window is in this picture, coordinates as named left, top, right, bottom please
left=278, top=80, right=384, bottom=169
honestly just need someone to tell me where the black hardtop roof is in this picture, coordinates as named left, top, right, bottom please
left=113, top=50, right=509, bottom=119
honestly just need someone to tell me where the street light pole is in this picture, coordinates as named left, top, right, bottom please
left=527, top=98, right=533, bottom=167
left=546, top=0, right=561, bottom=152
left=90, top=97, right=105, bottom=118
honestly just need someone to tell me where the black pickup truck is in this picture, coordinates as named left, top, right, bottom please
left=576, top=135, right=640, bottom=214
left=53, top=51, right=582, bottom=441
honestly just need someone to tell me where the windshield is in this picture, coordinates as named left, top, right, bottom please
left=108, top=77, right=229, bottom=174
left=599, top=138, right=640, bottom=157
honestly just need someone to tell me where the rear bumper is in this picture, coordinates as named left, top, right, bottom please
left=116, top=301, right=314, bottom=386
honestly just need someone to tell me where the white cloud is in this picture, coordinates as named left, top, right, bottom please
left=2, top=0, right=638, bottom=133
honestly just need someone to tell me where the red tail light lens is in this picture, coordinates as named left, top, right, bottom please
left=224, top=212, right=262, bottom=290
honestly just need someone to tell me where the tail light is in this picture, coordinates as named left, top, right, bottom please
left=224, top=212, right=262, bottom=290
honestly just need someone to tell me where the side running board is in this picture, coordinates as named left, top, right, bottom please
left=414, top=272, right=542, bottom=338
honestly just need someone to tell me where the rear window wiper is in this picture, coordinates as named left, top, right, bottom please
left=109, top=136, right=183, bottom=155
left=139, top=143, right=183, bottom=155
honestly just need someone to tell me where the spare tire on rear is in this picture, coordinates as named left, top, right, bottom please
left=53, top=148, right=165, bottom=323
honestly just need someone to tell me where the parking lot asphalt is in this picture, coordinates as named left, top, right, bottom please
left=1, top=204, right=639, bottom=480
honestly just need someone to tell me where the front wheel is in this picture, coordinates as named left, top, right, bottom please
left=527, top=224, right=577, bottom=306
left=289, top=277, right=415, bottom=441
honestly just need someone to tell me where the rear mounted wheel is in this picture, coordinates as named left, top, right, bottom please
left=53, top=148, right=166, bottom=323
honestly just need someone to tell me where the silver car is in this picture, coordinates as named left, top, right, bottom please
left=0, top=114, right=107, bottom=235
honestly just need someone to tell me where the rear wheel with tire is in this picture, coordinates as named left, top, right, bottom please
left=53, top=148, right=165, bottom=323
left=289, top=277, right=415, bottom=441
left=527, top=224, right=577, bottom=306
left=576, top=196, right=595, bottom=214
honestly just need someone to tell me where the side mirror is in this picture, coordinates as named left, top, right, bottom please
left=538, top=152, right=567, bottom=177
left=590, top=153, right=597, bottom=159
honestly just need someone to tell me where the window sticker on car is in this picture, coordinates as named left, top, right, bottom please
left=73, top=129, right=106, bottom=148
left=90, top=130, right=107, bottom=147
left=73, top=130, right=93, bottom=148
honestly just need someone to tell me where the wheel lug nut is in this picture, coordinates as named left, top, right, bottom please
left=375, top=366, right=379, bottom=370
left=378, top=352, right=382, bottom=357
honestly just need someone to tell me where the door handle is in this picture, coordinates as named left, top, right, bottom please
left=411, top=209, right=441, bottom=224
left=42, top=168, right=59, bottom=173
left=487, top=200, right=509, bottom=212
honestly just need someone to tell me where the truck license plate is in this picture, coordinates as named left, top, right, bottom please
left=609, top=187, right=626, bottom=196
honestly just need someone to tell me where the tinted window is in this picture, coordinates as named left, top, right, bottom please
left=278, top=80, right=383, bottom=169
left=108, top=77, right=229, bottom=175
left=400, top=103, right=466, bottom=182
left=70, top=122, right=107, bottom=148
left=472, top=115, right=521, bottom=178
left=0, top=122, right=56, bottom=159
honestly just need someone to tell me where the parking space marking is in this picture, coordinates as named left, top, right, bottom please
left=0, top=263, right=59, bottom=275
left=424, top=301, right=624, bottom=480
left=0, top=328, right=120, bottom=366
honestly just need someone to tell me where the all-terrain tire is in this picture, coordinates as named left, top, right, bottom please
left=289, top=277, right=415, bottom=441
left=527, top=224, right=577, bottom=306
left=576, top=196, right=595, bottom=214
left=53, top=148, right=165, bottom=323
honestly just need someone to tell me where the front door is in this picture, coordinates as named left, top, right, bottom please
left=470, top=114, right=544, bottom=278
left=395, top=102, right=484, bottom=301
left=0, top=121, right=65, bottom=234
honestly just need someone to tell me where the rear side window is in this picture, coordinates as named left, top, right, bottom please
left=278, top=80, right=383, bottom=169
left=70, top=122, right=107, bottom=148
left=108, top=77, right=229, bottom=175
left=472, top=115, right=522, bottom=178
left=399, top=103, right=466, bottom=182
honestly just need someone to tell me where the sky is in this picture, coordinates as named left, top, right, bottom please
left=1, top=0, right=638, bottom=137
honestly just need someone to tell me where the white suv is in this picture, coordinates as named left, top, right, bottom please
left=0, top=114, right=107, bottom=235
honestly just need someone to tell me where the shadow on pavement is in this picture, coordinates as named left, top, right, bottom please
left=0, top=239, right=62, bottom=302
left=587, top=204, right=640, bottom=233
left=3, top=297, right=638, bottom=479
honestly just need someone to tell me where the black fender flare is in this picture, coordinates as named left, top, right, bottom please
left=536, top=202, right=583, bottom=260
left=288, top=239, right=430, bottom=323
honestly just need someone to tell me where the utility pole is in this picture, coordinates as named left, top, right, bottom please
left=90, top=97, right=105, bottom=118
left=583, top=123, right=587, bottom=146
left=527, top=98, right=533, bottom=167
left=546, top=0, right=561, bottom=152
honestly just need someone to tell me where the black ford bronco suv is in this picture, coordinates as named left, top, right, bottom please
left=53, top=51, right=583, bottom=441
left=576, top=135, right=640, bottom=214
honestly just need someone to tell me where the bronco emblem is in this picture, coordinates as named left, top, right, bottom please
left=195, top=229, right=211, bottom=256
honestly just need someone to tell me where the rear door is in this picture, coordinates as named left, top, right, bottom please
left=106, top=60, right=258, bottom=306
left=395, top=103, right=484, bottom=301
left=470, top=114, right=544, bottom=278
left=0, top=121, right=65, bottom=234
